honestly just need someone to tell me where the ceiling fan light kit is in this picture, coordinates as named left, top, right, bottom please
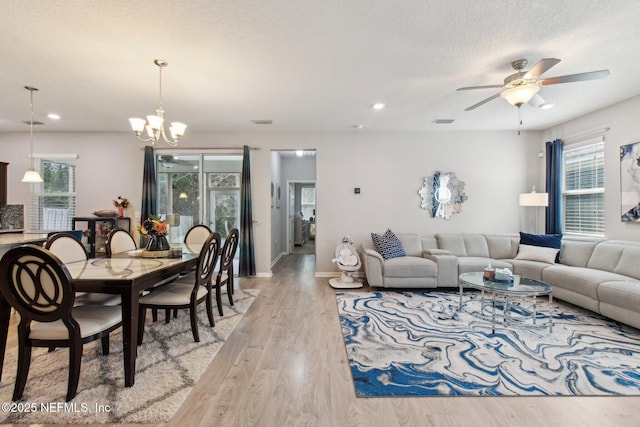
left=457, top=57, right=609, bottom=133
left=500, top=84, right=539, bottom=107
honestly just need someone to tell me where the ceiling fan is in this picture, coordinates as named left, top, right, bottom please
left=457, top=58, right=610, bottom=111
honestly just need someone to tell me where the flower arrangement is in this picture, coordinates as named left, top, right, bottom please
left=114, top=196, right=129, bottom=208
left=137, top=216, right=168, bottom=237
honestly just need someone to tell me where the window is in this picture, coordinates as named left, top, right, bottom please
left=300, top=186, right=316, bottom=219
left=562, top=138, right=605, bottom=235
left=27, top=156, right=77, bottom=232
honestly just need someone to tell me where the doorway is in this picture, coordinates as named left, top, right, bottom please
left=287, top=181, right=316, bottom=255
left=269, top=150, right=316, bottom=268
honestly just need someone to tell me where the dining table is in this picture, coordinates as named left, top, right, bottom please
left=0, top=244, right=201, bottom=387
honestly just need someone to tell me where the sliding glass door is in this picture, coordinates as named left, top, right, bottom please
left=156, top=153, right=242, bottom=244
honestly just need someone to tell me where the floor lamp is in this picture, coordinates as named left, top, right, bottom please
left=519, top=186, right=549, bottom=234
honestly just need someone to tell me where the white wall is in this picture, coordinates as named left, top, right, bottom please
left=543, top=95, right=640, bottom=242
left=1, top=129, right=542, bottom=276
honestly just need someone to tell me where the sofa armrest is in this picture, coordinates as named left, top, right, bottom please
left=423, top=249, right=452, bottom=256
left=423, top=253, right=459, bottom=286
left=362, top=248, right=384, bottom=287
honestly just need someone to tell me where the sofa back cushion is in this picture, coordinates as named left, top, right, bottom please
left=560, top=238, right=600, bottom=267
left=396, top=233, right=423, bottom=257
left=420, top=235, right=439, bottom=252
left=436, top=234, right=489, bottom=257
left=484, top=234, right=519, bottom=259
left=587, top=240, right=640, bottom=280
left=614, top=244, right=640, bottom=280
left=587, top=241, right=626, bottom=273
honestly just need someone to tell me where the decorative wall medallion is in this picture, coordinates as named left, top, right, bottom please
left=419, top=171, right=467, bottom=219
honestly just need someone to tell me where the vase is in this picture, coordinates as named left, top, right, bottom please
left=146, top=235, right=170, bottom=251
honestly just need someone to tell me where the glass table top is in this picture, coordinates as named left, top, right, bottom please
left=459, top=271, right=552, bottom=295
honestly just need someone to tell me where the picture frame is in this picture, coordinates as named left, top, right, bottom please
left=276, top=183, right=281, bottom=209
left=620, top=141, right=640, bottom=222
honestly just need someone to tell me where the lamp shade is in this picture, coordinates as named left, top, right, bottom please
left=500, top=84, right=540, bottom=107
left=21, top=169, right=43, bottom=183
left=519, top=191, right=549, bottom=207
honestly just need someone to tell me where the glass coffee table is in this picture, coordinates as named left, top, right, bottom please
left=458, top=272, right=553, bottom=333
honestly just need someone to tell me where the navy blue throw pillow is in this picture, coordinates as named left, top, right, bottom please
left=519, top=232, right=562, bottom=249
left=371, top=229, right=406, bottom=260
left=519, top=231, right=562, bottom=262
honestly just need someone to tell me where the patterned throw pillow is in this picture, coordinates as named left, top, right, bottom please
left=371, top=229, right=406, bottom=260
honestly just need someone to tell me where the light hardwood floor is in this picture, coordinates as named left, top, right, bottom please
left=168, top=254, right=640, bottom=427
left=6, top=254, right=640, bottom=426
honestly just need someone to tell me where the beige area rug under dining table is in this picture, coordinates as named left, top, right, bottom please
left=0, top=288, right=258, bottom=424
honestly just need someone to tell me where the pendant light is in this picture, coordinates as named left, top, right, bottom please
left=21, top=86, right=44, bottom=183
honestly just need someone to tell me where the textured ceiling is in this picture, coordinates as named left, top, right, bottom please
left=1, top=0, right=639, bottom=134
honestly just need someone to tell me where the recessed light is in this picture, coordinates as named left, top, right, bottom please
left=352, top=124, right=364, bottom=129
left=371, top=103, right=385, bottom=110
left=432, top=119, right=455, bottom=124
left=540, top=103, right=554, bottom=110
left=47, top=113, right=61, bottom=120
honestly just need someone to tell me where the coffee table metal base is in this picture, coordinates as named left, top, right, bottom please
left=458, top=272, right=553, bottom=334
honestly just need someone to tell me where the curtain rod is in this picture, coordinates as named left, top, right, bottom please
left=562, top=126, right=610, bottom=144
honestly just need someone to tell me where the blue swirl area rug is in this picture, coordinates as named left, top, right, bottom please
left=336, top=291, right=640, bottom=397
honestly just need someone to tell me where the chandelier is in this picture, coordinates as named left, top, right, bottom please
left=129, top=59, right=186, bottom=146
left=22, top=86, right=44, bottom=183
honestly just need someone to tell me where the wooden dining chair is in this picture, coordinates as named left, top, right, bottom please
left=214, top=228, right=239, bottom=316
left=45, top=233, right=121, bottom=306
left=106, top=227, right=172, bottom=322
left=184, top=224, right=213, bottom=246
left=137, top=232, right=221, bottom=343
left=0, top=245, right=123, bottom=401
left=105, top=228, right=137, bottom=257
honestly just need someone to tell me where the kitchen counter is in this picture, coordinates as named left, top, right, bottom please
left=0, top=233, right=47, bottom=248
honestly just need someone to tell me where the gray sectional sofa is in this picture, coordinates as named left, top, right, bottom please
left=362, top=233, right=640, bottom=329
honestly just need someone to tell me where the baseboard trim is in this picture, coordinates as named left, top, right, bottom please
left=271, top=251, right=286, bottom=268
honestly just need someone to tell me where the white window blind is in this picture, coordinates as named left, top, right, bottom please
left=562, top=138, right=604, bottom=235
left=27, top=155, right=77, bottom=232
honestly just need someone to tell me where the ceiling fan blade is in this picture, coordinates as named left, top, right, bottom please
left=523, top=58, right=561, bottom=79
left=465, top=93, right=502, bottom=111
left=540, top=70, right=610, bottom=85
left=457, top=84, right=503, bottom=91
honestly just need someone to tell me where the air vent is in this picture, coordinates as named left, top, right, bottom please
left=432, top=119, right=455, bottom=124
left=251, top=119, right=273, bottom=125
left=22, top=120, right=45, bottom=125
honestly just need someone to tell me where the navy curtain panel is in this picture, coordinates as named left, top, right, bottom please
left=545, top=139, right=563, bottom=234
left=141, top=146, right=157, bottom=223
left=239, top=145, right=256, bottom=277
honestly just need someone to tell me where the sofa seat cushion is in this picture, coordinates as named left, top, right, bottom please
left=597, top=281, right=640, bottom=312
left=384, top=256, right=437, bottom=278
left=542, top=265, right=631, bottom=300
left=456, top=257, right=512, bottom=274
left=506, top=259, right=551, bottom=280
left=598, top=281, right=640, bottom=329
